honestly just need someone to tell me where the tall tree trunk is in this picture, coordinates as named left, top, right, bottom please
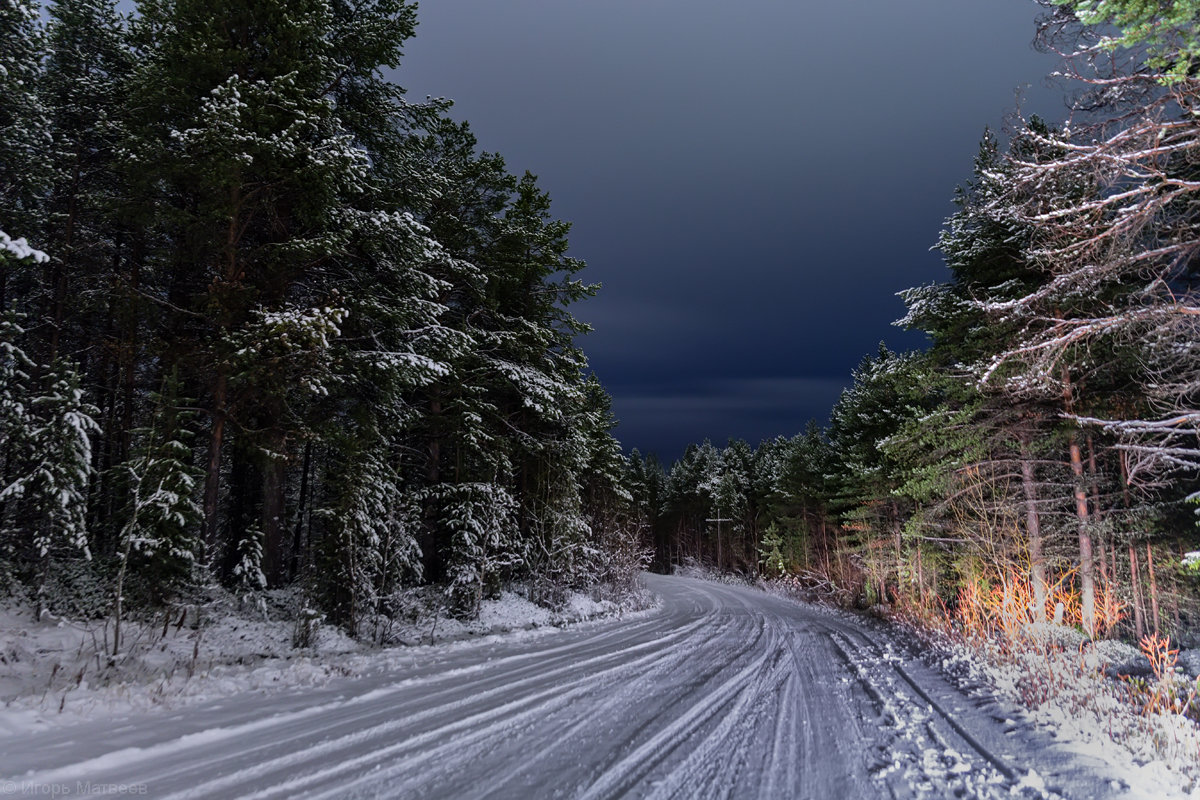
left=1146, top=543, right=1160, bottom=637
left=289, top=440, right=313, bottom=580
left=118, top=334, right=136, bottom=467
left=47, top=159, right=81, bottom=363
left=261, top=440, right=287, bottom=586
left=1086, top=434, right=1103, bottom=518
left=112, top=538, right=132, bottom=656
left=202, top=371, right=228, bottom=561
left=1062, top=368, right=1095, bottom=634
left=1086, top=434, right=1110, bottom=587
left=1097, top=534, right=1109, bottom=588
left=1129, top=544, right=1146, bottom=640
left=1018, top=429, right=1048, bottom=618
left=223, top=442, right=260, bottom=580
left=820, top=517, right=831, bottom=581
left=115, top=234, right=142, bottom=480
left=420, top=391, right=443, bottom=582
left=1068, top=436, right=1095, bottom=634
left=1118, top=452, right=1145, bottom=639
left=716, top=516, right=722, bottom=572
left=915, top=545, right=924, bottom=597
left=87, top=302, right=118, bottom=537
left=1171, top=550, right=1182, bottom=631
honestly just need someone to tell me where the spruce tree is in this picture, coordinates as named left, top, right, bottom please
left=111, top=370, right=203, bottom=651
left=0, top=0, right=51, bottom=248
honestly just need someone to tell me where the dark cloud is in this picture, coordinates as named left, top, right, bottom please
left=613, top=377, right=849, bottom=456
left=395, top=0, right=1064, bottom=460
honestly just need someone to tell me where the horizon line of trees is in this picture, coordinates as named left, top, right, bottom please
left=633, top=0, right=1200, bottom=641
left=0, top=0, right=643, bottom=641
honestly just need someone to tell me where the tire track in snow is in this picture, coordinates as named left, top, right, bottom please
left=477, top=616, right=763, bottom=798
left=824, top=621, right=1021, bottom=782
left=314, top=609, right=772, bottom=800
left=157, top=601, right=741, bottom=798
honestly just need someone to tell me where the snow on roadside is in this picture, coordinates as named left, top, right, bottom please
left=686, top=565, right=1200, bottom=799
left=0, top=585, right=658, bottom=737
left=672, top=560, right=759, bottom=587
left=934, top=634, right=1200, bottom=800
left=389, top=589, right=645, bottom=645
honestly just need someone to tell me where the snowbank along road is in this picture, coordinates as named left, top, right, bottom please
left=1, top=574, right=1129, bottom=799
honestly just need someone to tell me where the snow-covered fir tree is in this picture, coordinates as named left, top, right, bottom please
left=0, top=0, right=51, bottom=240
left=0, top=236, right=100, bottom=616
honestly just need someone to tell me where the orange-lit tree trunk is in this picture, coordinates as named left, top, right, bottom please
left=1062, top=367, right=1095, bottom=634
left=1146, top=543, right=1160, bottom=636
left=1087, top=435, right=1110, bottom=586
left=1129, top=544, right=1145, bottom=639
left=1117, top=451, right=1145, bottom=639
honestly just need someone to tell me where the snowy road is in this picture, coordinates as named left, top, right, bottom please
left=2, top=575, right=1123, bottom=799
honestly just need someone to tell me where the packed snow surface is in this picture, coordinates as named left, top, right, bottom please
left=0, top=576, right=1135, bottom=798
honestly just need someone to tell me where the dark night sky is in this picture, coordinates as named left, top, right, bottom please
left=394, top=0, right=1064, bottom=462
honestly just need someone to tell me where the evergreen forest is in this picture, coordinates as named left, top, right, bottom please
left=4, top=0, right=1200, bottom=653
left=0, top=0, right=640, bottom=638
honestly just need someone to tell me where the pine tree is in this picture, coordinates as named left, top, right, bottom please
left=0, top=233, right=101, bottom=615
left=0, top=262, right=40, bottom=592
left=1054, top=0, right=1200, bottom=83
left=111, top=370, right=203, bottom=652
left=313, top=441, right=420, bottom=633
left=439, top=482, right=521, bottom=618
left=662, top=440, right=720, bottom=565
left=124, top=0, right=436, bottom=586
left=38, top=0, right=133, bottom=364
left=894, top=133, right=1066, bottom=612
left=764, top=425, right=836, bottom=580
left=0, top=360, right=100, bottom=616
left=0, top=0, right=51, bottom=250
left=827, top=345, right=932, bottom=603
left=984, top=8, right=1200, bottom=493
left=714, top=439, right=752, bottom=571
left=627, top=449, right=668, bottom=568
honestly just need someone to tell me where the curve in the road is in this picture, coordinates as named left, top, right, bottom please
left=1, top=575, right=1125, bottom=799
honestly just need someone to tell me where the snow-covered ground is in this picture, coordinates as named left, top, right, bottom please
left=931, top=630, right=1200, bottom=800
left=0, top=574, right=1132, bottom=798
left=0, top=586, right=649, bottom=736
